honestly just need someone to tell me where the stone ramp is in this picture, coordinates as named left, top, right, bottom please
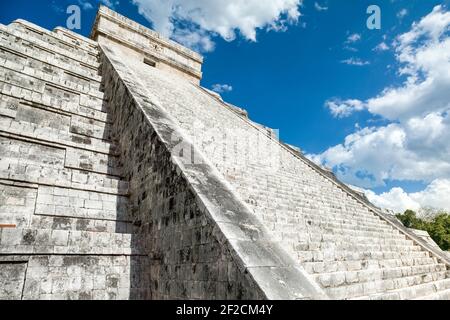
left=0, top=20, right=151, bottom=300
left=101, top=33, right=450, bottom=299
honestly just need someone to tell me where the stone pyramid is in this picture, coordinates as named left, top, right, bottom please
left=0, top=6, right=449, bottom=300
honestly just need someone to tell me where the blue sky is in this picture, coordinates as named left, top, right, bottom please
left=1, top=0, right=450, bottom=212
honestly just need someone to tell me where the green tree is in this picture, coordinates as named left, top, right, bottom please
left=396, top=210, right=450, bottom=251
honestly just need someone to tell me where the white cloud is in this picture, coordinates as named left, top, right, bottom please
left=346, top=33, right=361, bottom=43
left=330, top=6, right=450, bottom=120
left=343, top=45, right=358, bottom=52
left=131, top=0, right=302, bottom=52
left=313, top=6, right=450, bottom=210
left=172, top=28, right=215, bottom=52
left=314, top=2, right=328, bottom=11
left=397, top=8, right=408, bottom=19
left=101, top=0, right=120, bottom=8
left=366, top=179, right=450, bottom=213
left=75, top=0, right=119, bottom=11
left=78, top=0, right=94, bottom=10
left=373, top=41, right=389, bottom=51
left=312, top=114, right=450, bottom=188
left=365, top=187, right=420, bottom=213
left=326, top=99, right=364, bottom=118
left=342, top=33, right=362, bottom=54
left=340, top=57, right=370, bottom=66
left=211, top=84, right=233, bottom=93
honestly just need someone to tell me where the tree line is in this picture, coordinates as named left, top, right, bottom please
left=396, top=210, right=450, bottom=251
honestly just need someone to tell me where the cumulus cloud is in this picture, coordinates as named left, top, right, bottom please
left=172, top=28, right=215, bottom=52
left=397, top=8, right=408, bottom=19
left=343, top=45, right=358, bottom=52
left=326, top=99, right=364, bottom=118
left=311, top=114, right=450, bottom=188
left=131, top=0, right=302, bottom=52
left=365, top=187, right=420, bottom=213
left=366, top=179, right=450, bottom=213
left=330, top=5, right=450, bottom=120
left=340, top=57, right=370, bottom=66
left=313, top=6, right=450, bottom=211
left=373, top=41, right=389, bottom=52
left=211, top=83, right=233, bottom=93
left=346, top=33, right=361, bottom=43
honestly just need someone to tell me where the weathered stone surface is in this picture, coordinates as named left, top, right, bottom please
left=0, top=17, right=150, bottom=300
left=0, top=5, right=449, bottom=300
left=0, top=262, right=27, bottom=299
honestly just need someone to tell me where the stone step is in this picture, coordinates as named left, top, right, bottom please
left=253, top=190, right=368, bottom=215
left=258, top=189, right=357, bottom=205
left=0, top=40, right=101, bottom=82
left=316, top=263, right=447, bottom=289
left=269, top=223, right=402, bottom=242
left=0, top=116, right=118, bottom=156
left=0, top=29, right=100, bottom=79
left=30, top=215, right=135, bottom=234
left=0, top=227, right=139, bottom=255
left=260, top=200, right=381, bottom=219
left=303, top=255, right=435, bottom=274
left=352, top=277, right=450, bottom=300
left=54, top=27, right=99, bottom=53
left=14, top=20, right=99, bottom=53
left=242, top=190, right=382, bottom=221
left=0, top=179, right=129, bottom=228
left=0, top=90, right=110, bottom=123
left=251, top=173, right=358, bottom=197
left=301, top=217, right=399, bottom=235
left=0, top=161, right=128, bottom=195
left=296, top=245, right=425, bottom=263
left=8, top=22, right=99, bottom=64
left=0, top=63, right=103, bottom=100
left=0, top=97, right=113, bottom=141
left=251, top=187, right=357, bottom=206
left=300, top=221, right=402, bottom=238
left=251, top=204, right=388, bottom=227
left=64, top=149, right=123, bottom=177
left=314, top=232, right=410, bottom=245
left=293, top=234, right=414, bottom=250
left=415, top=288, right=450, bottom=300
left=4, top=26, right=99, bottom=69
left=34, top=185, right=129, bottom=221
left=328, top=271, right=449, bottom=299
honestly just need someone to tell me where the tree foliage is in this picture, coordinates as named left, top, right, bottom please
left=396, top=210, right=450, bottom=251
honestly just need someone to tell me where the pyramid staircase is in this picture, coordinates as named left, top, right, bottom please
left=0, top=6, right=449, bottom=300
left=99, top=32, right=450, bottom=299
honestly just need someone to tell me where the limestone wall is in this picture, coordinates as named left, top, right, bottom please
left=0, top=20, right=151, bottom=300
